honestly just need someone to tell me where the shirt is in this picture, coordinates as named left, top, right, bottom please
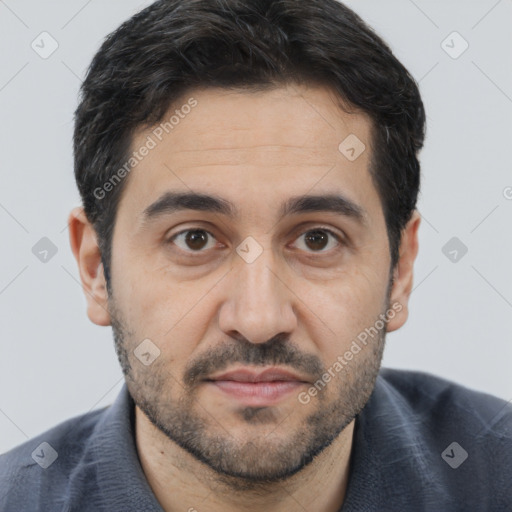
left=1, top=368, right=511, bottom=511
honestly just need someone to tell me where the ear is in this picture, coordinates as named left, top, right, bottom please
left=386, top=210, right=421, bottom=332
left=68, top=207, right=111, bottom=326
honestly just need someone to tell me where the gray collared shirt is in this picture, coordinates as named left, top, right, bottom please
left=1, top=368, right=511, bottom=511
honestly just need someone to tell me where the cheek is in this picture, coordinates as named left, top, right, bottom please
left=301, top=267, right=388, bottom=361
left=110, top=258, right=203, bottom=361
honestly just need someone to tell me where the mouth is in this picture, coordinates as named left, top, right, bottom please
left=203, top=367, right=310, bottom=406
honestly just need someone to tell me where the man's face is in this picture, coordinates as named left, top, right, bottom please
left=107, top=84, right=395, bottom=482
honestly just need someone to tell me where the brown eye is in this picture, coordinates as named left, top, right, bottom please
left=304, top=230, right=329, bottom=251
left=294, top=228, right=341, bottom=253
left=171, top=229, right=216, bottom=252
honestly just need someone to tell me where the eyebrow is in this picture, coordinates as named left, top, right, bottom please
left=141, top=191, right=368, bottom=226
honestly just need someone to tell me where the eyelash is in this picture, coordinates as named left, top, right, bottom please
left=167, top=226, right=344, bottom=256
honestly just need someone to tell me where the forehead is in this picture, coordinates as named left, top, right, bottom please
left=116, top=84, right=381, bottom=226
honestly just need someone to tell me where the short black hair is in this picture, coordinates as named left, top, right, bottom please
left=73, top=0, right=425, bottom=289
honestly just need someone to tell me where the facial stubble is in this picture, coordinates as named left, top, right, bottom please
left=109, top=293, right=388, bottom=491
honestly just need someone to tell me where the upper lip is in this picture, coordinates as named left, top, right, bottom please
left=205, top=367, right=309, bottom=383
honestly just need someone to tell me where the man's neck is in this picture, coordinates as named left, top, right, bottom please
left=135, top=406, right=355, bottom=512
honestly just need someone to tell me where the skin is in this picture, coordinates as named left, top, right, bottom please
left=69, top=84, right=420, bottom=512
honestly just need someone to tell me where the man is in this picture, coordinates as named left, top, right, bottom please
left=1, top=0, right=511, bottom=510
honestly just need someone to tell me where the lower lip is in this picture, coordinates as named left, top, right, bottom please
left=206, top=380, right=305, bottom=406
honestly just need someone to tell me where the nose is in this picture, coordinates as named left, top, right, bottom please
left=218, top=244, right=298, bottom=344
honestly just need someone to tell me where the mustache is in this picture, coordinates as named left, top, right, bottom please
left=183, top=333, right=326, bottom=388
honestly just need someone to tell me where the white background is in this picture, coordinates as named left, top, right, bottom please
left=1, top=0, right=511, bottom=454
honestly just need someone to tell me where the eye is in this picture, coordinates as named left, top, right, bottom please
left=170, top=229, right=218, bottom=253
left=168, top=226, right=343, bottom=255
left=292, top=228, right=342, bottom=253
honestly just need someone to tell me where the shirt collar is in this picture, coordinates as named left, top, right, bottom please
left=91, top=382, right=164, bottom=511
left=339, top=371, right=447, bottom=511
